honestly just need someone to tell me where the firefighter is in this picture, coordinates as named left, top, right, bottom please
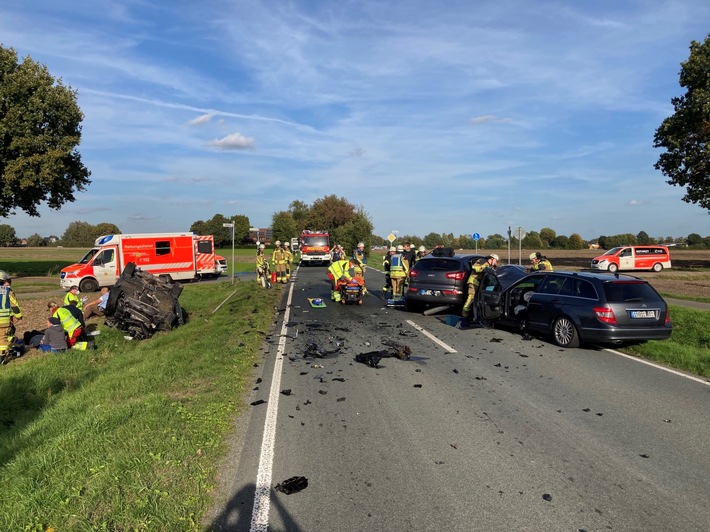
left=328, top=258, right=357, bottom=302
left=271, top=241, right=288, bottom=284
left=353, top=242, right=367, bottom=278
left=47, top=301, right=89, bottom=350
left=382, top=246, right=395, bottom=296
left=462, top=254, right=499, bottom=319
left=256, top=244, right=270, bottom=287
left=389, top=245, right=409, bottom=298
left=283, top=242, right=293, bottom=279
left=416, top=245, right=428, bottom=260
left=528, top=252, right=554, bottom=272
left=0, top=271, right=22, bottom=362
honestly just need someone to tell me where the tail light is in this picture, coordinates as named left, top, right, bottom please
left=594, top=306, right=617, bottom=324
left=409, top=270, right=419, bottom=278
left=445, top=271, right=466, bottom=281
left=665, top=308, right=671, bottom=325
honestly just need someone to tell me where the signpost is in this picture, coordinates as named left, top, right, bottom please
left=516, top=227, right=526, bottom=265
left=222, top=222, right=235, bottom=283
left=472, top=232, right=480, bottom=253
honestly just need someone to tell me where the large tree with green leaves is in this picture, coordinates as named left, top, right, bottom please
left=0, top=46, right=91, bottom=217
left=0, top=223, right=17, bottom=246
left=271, top=211, right=297, bottom=244
left=654, top=34, right=710, bottom=211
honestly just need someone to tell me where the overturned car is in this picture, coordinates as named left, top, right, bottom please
left=104, top=262, right=186, bottom=340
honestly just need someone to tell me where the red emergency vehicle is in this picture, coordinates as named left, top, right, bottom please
left=194, top=235, right=226, bottom=278
left=299, top=230, right=330, bottom=265
left=60, top=233, right=216, bottom=292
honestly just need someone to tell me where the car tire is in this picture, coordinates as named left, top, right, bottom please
left=552, top=316, right=580, bottom=348
left=608, top=264, right=618, bottom=273
left=652, top=263, right=663, bottom=272
left=79, top=278, right=99, bottom=293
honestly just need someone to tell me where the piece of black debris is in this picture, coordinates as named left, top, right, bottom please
left=639, top=453, right=650, bottom=458
left=519, top=353, right=529, bottom=358
left=494, top=363, right=502, bottom=367
left=275, top=476, right=308, bottom=494
left=253, top=363, right=259, bottom=367
left=253, top=387, right=259, bottom=391
left=596, top=412, right=603, bottom=416
left=663, top=419, right=672, bottom=423
left=304, top=342, right=341, bottom=358
left=250, top=399, right=266, bottom=406
left=300, top=371, right=308, bottom=375
left=490, top=338, right=503, bottom=343
left=582, top=408, right=591, bottom=412
left=318, top=390, right=328, bottom=395
left=256, top=378, right=263, bottom=384
left=542, top=493, right=552, bottom=502
left=355, top=351, right=384, bottom=368
left=281, top=389, right=292, bottom=396
left=332, top=377, right=345, bottom=382
left=434, top=461, right=444, bottom=465
left=303, top=400, right=312, bottom=405
left=413, top=384, right=423, bottom=388
left=337, top=397, right=346, bottom=402
left=453, top=369, right=459, bottom=374
left=521, top=333, right=533, bottom=341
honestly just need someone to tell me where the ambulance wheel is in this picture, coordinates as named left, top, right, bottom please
left=608, top=263, right=618, bottom=273
left=652, top=263, right=663, bottom=272
left=79, top=278, right=99, bottom=293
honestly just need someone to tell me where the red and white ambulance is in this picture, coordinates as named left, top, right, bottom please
left=60, top=233, right=216, bottom=292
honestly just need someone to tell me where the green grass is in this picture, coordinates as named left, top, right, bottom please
left=0, top=280, right=283, bottom=530
left=658, top=292, right=710, bottom=304
left=622, top=304, right=710, bottom=379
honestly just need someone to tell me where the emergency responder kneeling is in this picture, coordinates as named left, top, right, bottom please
left=328, top=258, right=358, bottom=302
left=462, top=254, right=499, bottom=319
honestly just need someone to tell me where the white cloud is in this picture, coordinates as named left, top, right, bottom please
left=208, top=133, right=255, bottom=151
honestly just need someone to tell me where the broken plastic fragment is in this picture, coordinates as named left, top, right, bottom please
left=275, top=476, right=308, bottom=494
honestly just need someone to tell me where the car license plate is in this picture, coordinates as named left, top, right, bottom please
left=630, top=310, right=657, bottom=319
left=419, top=289, right=440, bottom=296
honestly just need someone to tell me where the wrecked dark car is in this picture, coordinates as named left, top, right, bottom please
left=104, top=262, right=186, bottom=340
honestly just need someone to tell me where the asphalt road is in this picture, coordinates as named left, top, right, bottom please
left=207, top=265, right=710, bottom=531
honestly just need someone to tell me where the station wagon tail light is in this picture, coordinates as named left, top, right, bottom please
left=594, top=306, right=617, bottom=324
left=665, top=308, right=671, bottom=325
left=409, top=270, right=418, bottom=278
left=445, top=271, right=466, bottom=281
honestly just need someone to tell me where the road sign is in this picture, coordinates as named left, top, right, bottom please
left=472, top=233, right=480, bottom=241
left=516, top=227, right=526, bottom=240
left=388, top=233, right=396, bottom=243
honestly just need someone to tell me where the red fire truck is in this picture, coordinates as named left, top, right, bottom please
left=60, top=232, right=217, bottom=292
left=299, top=230, right=331, bottom=265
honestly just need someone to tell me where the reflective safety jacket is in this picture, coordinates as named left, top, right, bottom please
left=468, top=259, right=492, bottom=288
left=0, top=286, right=21, bottom=324
left=53, top=306, right=82, bottom=336
left=64, top=291, right=83, bottom=310
left=271, top=248, right=287, bottom=265
left=328, top=259, right=355, bottom=282
left=389, top=253, right=409, bottom=278
left=531, top=259, right=553, bottom=271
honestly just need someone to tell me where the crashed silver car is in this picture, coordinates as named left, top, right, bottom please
left=104, top=262, right=186, bottom=340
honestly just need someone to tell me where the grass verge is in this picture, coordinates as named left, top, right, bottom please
left=621, top=304, right=710, bottom=379
left=0, top=279, right=283, bottom=530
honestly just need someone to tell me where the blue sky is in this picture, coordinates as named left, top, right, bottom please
left=3, top=0, right=710, bottom=242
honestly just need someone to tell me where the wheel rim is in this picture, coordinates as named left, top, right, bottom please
left=554, top=318, right=575, bottom=346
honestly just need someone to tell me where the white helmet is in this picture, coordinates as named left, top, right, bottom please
left=396, top=244, right=404, bottom=252
left=357, top=242, right=364, bottom=248
left=488, top=253, right=500, bottom=261
left=259, top=244, right=265, bottom=249
left=529, top=252, right=537, bottom=260
left=389, top=246, right=396, bottom=252
left=284, top=242, right=290, bottom=247
left=275, top=240, right=281, bottom=246
left=418, top=245, right=426, bottom=252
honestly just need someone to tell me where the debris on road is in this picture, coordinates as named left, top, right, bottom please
left=275, top=476, right=309, bottom=494
left=304, top=342, right=341, bottom=358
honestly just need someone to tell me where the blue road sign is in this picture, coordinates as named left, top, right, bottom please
left=472, top=233, right=480, bottom=241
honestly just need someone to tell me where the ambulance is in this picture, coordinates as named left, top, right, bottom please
left=60, top=233, right=215, bottom=292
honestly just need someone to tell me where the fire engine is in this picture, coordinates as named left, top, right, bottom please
left=60, top=232, right=217, bottom=292
left=299, top=230, right=331, bottom=265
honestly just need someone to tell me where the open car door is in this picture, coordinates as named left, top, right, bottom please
left=477, top=270, right=504, bottom=320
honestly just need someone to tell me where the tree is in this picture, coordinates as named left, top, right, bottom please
left=521, top=231, right=543, bottom=249
left=485, top=234, right=506, bottom=249
left=332, top=209, right=374, bottom=254
left=0, top=46, right=91, bottom=217
left=288, top=200, right=310, bottom=231
left=0, top=223, right=17, bottom=246
left=422, top=232, right=441, bottom=248
left=654, top=34, right=710, bottom=211
left=60, top=221, right=95, bottom=247
left=636, top=231, right=653, bottom=245
left=539, top=227, right=556, bottom=248
left=271, top=211, right=297, bottom=244
left=552, top=235, right=569, bottom=249
left=92, top=223, right=121, bottom=240
left=232, top=214, right=251, bottom=243
left=687, top=232, right=704, bottom=246
left=568, top=233, right=585, bottom=250
left=304, top=195, right=356, bottom=234
left=26, top=233, right=45, bottom=247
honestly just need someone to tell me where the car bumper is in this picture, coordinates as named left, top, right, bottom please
left=578, top=325, right=673, bottom=344
left=405, top=290, right=464, bottom=307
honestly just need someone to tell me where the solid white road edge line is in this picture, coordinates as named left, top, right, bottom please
left=250, top=280, right=295, bottom=532
left=605, top=347, right=710, bottom=387
left=406, top=319, right=457, bottom=353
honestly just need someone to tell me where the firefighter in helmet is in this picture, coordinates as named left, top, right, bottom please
left=256, top=244, right=270, bottom=286
left=283, top=242, right=293, bottom=279
left=528, top=252, right=553, bottom=272
left=462, top=254, right=499, bottom=319
left=271, top=241, right=288, bottom=284
left=353, top=242, right=367, bottom=278
left=389, top=245, right=409, bottom=298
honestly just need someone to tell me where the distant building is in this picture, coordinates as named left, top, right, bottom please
left=249, top=228, right=272, bottom=245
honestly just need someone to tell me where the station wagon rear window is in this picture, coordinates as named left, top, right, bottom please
left=603, top=281, right=660, bottom=303
left=415, top=259, right=461, bottom=272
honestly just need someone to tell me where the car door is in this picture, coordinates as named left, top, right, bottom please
left=526, top=273, right=561, bottom=329
left=477, top=270, right=504, bottom=320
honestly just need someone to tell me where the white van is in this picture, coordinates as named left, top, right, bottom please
left=591, top=245, right=671, bottom=273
